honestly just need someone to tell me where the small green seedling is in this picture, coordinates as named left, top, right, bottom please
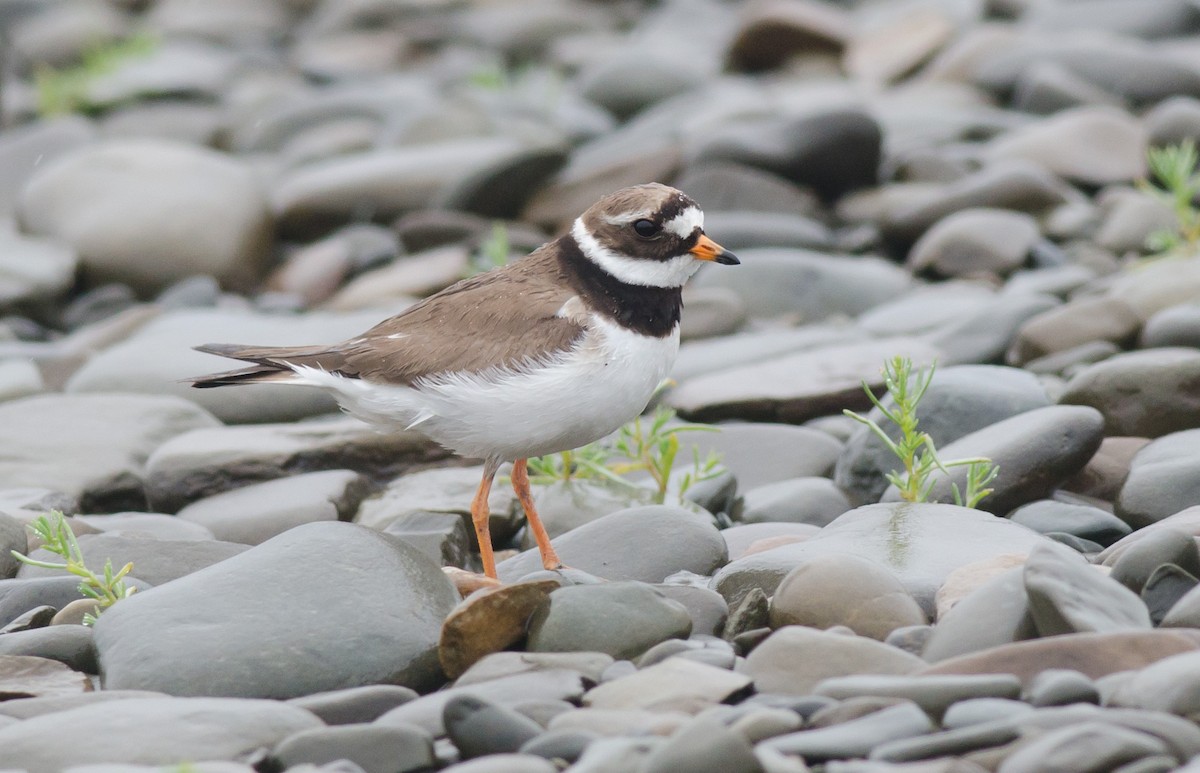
left=35, top=32, right=158, bottom=117
left=527, top=404, right=724, bottom=505
left=844, top=357, right=998, bottom=508
left=10, top=511, right=136, bottom=625
left=1140, top=140, right=1200, bottom=257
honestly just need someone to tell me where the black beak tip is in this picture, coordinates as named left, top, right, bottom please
left=716, top=251, right=740, bottom=266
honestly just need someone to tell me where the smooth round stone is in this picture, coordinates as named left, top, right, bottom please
left=677, top=422, right=844, bottom=490
left=728, top=706, right=803, bottom=743
left=496, top=506, right=727, bottom=584
left=759, top=701, right=935, bottom=761
left=0, top=359, right=43, bottom=404
left=0, top=393, right=219, bottom=513
left=92, top=522, right=458, bottom=697
left=714, top=503, right=1053, bottom=617
left=17, top=533, right=246, bottom=587
left=653, top=584, right=728, bottom=637
left=1007, top=296, right=1141, bottom=366
left=1064, top=436, right=1152, bottom=502
left=272, top=723, right=434, bottom=773
left=1061, top=348, right=1200, bottom=438
left=985, top=106, right=1146, bottom=186
left=1008, top=501, right=1131, bottom=546
left=1146, top=96, right=1200, bottom=147
left=443, top=695, right=543, bottom=759
left=74, top=513, right=213, bottom=542
left=1141, top=564, right=1198, bottom=625
left=526, top=582, right=692, bottom=661
left=641, top=715, right=760, bottom=773
left=1013, top=60, right=1125, bottom=115
left=1142, top=303, right=1200, bottom=349
left=0, top=512, right=26, bottom=579
left=1107, top=528, right=1200, bottom=593
left=17, top=139, right=272, bottom=295
left=0, top=697, right=321, bottom=770
left=907, top=208, right=1038, bottom=278
left=880, top=405, right=1105, bottom=516
left=1093, top=188, right=1177, bottom=255
left=924, top=566, right=1036, bottom=662
left=769, top=554, right=926, bottom=640
left=857, top=282, right=1000, bottom=338
left=1106, top=256, right=1200, bottom=321
left=1025, top=669, right=1100, bottom=707
left=383, top=510, right=472, bottom=567
left=928, top=292, right=1060, bottom=366
left=454, top=652, right=613, bottom=689
left=0, top=577, right=120, bottom=629
left=680, top=287, right=749, bottom=341
left=702, top=210, right=833, bottom=251
left=885, top=625, right=933, bottom=656
left=1024, top=544, right=1152, bottom=636
left=942, top=698, right=1036, bottom=730
left=835, top=364, right=1051, bottom=505
left=516, top=480, right=648, bottom=548
left=689, top=247, right=910, bottom=321
left=0, top=625, right=96, bottom=674
left=880, top=160, right=1071, bottom=248
left=1158, top=575, right=1200, bottom=628
left=635, top=637, right=736, bottom=670
left=721, top=523, right=820, bottom=561
left=744, top=626, right=924, bottom=695
left=583, top=657, right=751, bottom=712
left=287, top=685, right=419, bottom=726
left=741, top=477, right=852, bottom=526
left=1116, top=429, right=1200, bottom=529
left=0, top=231, right=77, bottom=312
left=567, top=737, right=666, bottom=773
left=675, top=162, right=822, bottom=216
left=175, top=470, right=369, bottom=545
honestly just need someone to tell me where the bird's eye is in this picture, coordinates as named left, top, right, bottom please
left=633, top=219, right=660, bottom=238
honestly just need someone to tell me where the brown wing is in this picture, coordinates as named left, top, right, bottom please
left=194, top=249, right=587, bottom=388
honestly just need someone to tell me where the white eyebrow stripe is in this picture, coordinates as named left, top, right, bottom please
left=663, top=207, right=704, bottom=238
left=571, top=217, right=700, bottom=288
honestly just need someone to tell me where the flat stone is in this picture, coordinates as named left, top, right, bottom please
left=0, top=697, right=321, bottom=772
left=496, top=506, right=727, bottom=584
left=669, top=337, right=940, bottom=424
left=527, top=582, right=693, bottom=661
left=584, top=657, right=751, bottom=712
left=1142, top=564, right=1199, bottom=625
left=0, top=654, right=91, bottom=700
left=444, top=694, right=543, bottom=759
left=18, top=139, right=272, bottom=295
left=744, top=626, right=925, bottom=695
left=175, top=470, right=370, bottom=545
left=0, top=116, right=94, bottom=222
left=923, top=567, right=1038, bottom=662
left=287, top=685, right=419, bottom=725
left=272, top=723, right=434, bottom=773
left=1024, top=544, right=1152, bottom=635
left=908, top=208, right=1038, bottom=278
left=1008, top=296, right=1142, bottom=366
left=642, top=714, right=761, bottom=773
left=1064, top=436, right=1151, bottom=502
left=713, top=503, right=1052, bottom=615
left=997, top=721, right=1169, bottom=773
left=0, top=394, right=219, bottom=512
left=880, top=405, right=1105, bottom=516
left=440, top=753, right=557, bottom=773
left=815, top=674, right=1021, bottom=717
left=985, top=106, right=1147, bottom=186
left=92, top=522, right=458, bottom=696
left=676, top=421, right=844, bottom=490
left=454, top=652, right=613, bottom=689
left=1142, top=303, right=1200, bottom=349
left=761, top=701, right=935, bottom=760
left=1060, top=348, right=1200, bottom=437
left=654, top=584, right=729, bottom=637
left=741, top=477, right=852, bottom=526
left=1107, top=526, right=1200, bottom=593
left=1026, top=669, right=1100, bottom=707
left=923, top=630, right=1200, bottom=686
left=73, top=513, right=214, bottom=542
left=144, top=417, right=446, bottom=513
left=928, top=292, right=1060, bottom=366
left=384, top=510, right=473, bottom=568
left=769, top=554, right=926, bottom=640
left=1008, top=501, right=1131, bottom=547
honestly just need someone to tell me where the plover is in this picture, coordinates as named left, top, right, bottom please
left=192, top=183, right=738, bottom=579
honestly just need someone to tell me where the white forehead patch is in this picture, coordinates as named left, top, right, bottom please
left=572, top=218, right=701, bottom=289
left=663, top=206, right=704, bottom=239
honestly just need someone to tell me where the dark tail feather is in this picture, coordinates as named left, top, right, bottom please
left=189, top=343, right=306, bottom=389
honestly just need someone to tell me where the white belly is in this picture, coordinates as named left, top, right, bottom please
left=292, top=315, right=679, bottom=462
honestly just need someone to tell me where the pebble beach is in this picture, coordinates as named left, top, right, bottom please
left=2, top=0, right=1200, bottom=771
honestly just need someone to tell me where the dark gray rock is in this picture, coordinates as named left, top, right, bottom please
left=444, top=695, right=544, bottom=759
left=272, top=723, right=434, bottom=773
left=907, top=208, right=1038, bottom=278
left=1143, top=303, right=1200, bottom=348
left=0, top=625, right=96, bottom=673
left=93, top=522, right=458, bottom=696
left=836, top=364, right=1051, bottom=505
left=0, top=577, right=118, bottom=629
left=519, top=728, right=597, bottom=764
left=1108, top=528, right=1200, bottom=593
left=1142, top=564, right=1199, bottom=626
left=922, top=567, right=1037, bottom=662
left=383, top=510, right=472, bottom=568
left=288, top=685, right=418, bottom=725
left=496, top=506, right=726, bottom=584
left=654, top=584, right=728, bottom=637
left=0, top=697, right=321, bottom=772
left=527, top=582, right=692, bottom=660
left=0, top=512, right=26, bottom=580
left=880, top=405, right=1105, bottom=516
left=741, top=477, right=851, bottom=526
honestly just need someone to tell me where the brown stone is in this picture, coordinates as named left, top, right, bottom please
left=0, top=655, right=91, bottom=700
left=438, top=580, right=560, bottom=680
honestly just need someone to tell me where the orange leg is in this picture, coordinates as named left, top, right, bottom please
left=512, top=458, right=562, bottom=571
left=471, top=462, right=500, bottom=579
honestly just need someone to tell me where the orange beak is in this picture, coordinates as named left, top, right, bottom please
left=689, top=233, right=739, bottom=265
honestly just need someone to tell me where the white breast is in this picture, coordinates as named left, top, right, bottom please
left=291, top=314, right=679, bottom=462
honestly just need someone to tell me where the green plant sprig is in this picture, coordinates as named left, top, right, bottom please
left=10, top=512, right=136, bottom=625
left=34, top=31, right=158, bottom=117
left=1140, top=139, right=1200, bottom=256
left=525, top=404, right=724, bottom=505
left=844, top=357, right=997, bottom=509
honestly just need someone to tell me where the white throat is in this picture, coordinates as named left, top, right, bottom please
left=572, top=217, right=700, bottom=289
